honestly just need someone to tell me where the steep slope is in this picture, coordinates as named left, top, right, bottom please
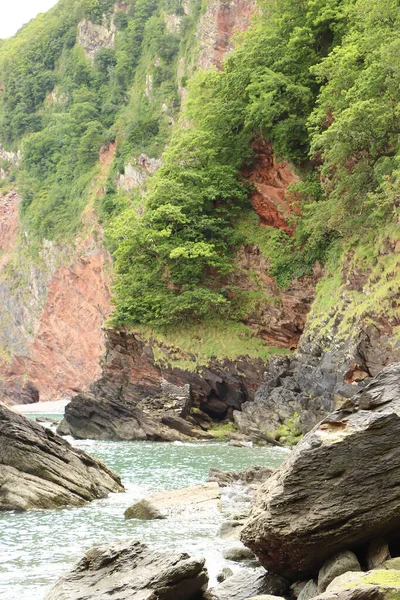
left=1, top=0, right=399, bottom=418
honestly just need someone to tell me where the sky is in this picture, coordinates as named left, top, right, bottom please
left=0, top=0, right=59, bottom=39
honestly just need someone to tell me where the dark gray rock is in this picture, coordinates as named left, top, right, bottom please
left=241, top=364, right=400, bottom=580
left=204, top=567, right=288, bottom=600
left=45, top=539, right=208, bottom=600
left=0, top=403, right=124, bottom=511
left=58, top=392, right=206, bottom=442
left=217, top=568, right=233, bottom=583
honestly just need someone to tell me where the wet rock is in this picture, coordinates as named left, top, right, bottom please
left=219, top=520, right=243, bottom=540
left=223, top=544, right=255, bottom=562
left=241, top=365, right=400, bottom=580
left=0, top=403, right=124, bottom=511
left=125, top=482, right=221, bottom=520
left=318, top=552, right=361, bottom=592
left=204, top=567, right=288, bottom=600
left=217, top=568, right=233, bottom=583
left=45, top=539, right=208, bottom=600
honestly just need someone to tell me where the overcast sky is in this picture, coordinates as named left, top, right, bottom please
left=1, top=0, right=59, bottom=39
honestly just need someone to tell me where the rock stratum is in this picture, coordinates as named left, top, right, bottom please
left=0, top=403, right=124, bottom=510
left=241, top=363, right=400, bottom=580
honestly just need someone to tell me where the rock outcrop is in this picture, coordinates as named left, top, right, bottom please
left=124, top=482, right=221, bottom=520
left=66, top=328, right=267, bottom=421
left=241, top=364, right=400, bottom=580
left=0, top=403, right=124, bottom=511
left=45, top=539, right=208, bottom=600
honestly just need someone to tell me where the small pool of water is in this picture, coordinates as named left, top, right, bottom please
left=0, top=416, right=289, bottom=599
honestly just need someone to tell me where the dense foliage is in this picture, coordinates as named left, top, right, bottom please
left=1, top=0, right=399, bottom=329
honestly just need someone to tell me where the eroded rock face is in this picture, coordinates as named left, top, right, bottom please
left=77, top=17, right=116, bottom=60
left=198, top=0, right=257, bottom=70
left=45, top=539, right=208, bottom=600
left=241, top=364, right=400, bottom=580
left=0, top=403, right=124, bottom=511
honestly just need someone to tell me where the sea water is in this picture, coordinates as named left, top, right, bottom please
left=0, top=415, right=289, bottom=600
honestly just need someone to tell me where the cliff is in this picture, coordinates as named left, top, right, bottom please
left=1, top=0, right=399, bottom=420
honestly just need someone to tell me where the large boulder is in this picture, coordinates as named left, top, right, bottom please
left=125, top=482, right=221, bottom=520
left=241, top=364, right=400, bottom=579
left=58, top=391, right=207, bottom=441
left=204, top=567, right=288, bottom=600
left=0, top=403, right=124, bottom=511
left=45, top=539, right=208, bottom=600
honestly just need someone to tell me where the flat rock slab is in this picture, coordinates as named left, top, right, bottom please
left=241, top=364, right=400, bottom=579
left=125, top=482, right=221, bottom=520
left=0, top=403, right=124, bottom=511
left=45, top=539, right=208, bottom=600
left=204, top=567, right=288, bottom=600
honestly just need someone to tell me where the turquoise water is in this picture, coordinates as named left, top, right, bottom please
left=0, top=416, right=289, bottom=599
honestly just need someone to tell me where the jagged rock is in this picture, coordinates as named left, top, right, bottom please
left=208, top=466, right=275, bottom=487
left=44, top=539, right=208, bottom=600
left=298, top=580, right=318, bottom=600
left=204, top=567, right=288, bottom=600
left=366, top=539, right=390, bottom=570
left=241, top=365, right=400, bottom=580
left=58, top=391, right=198, bottom=441
left=0, top=403, right=124, bottom=511
left=318, top=552, right=361, bottom=592
left=124, top=482, right=221, bottom=520
left=223, top=544, right=255, bottom=562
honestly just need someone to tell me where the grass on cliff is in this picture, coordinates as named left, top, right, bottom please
left=132, top=319, right=290, bottom=372
left=307, top=224, right=400, bottom=348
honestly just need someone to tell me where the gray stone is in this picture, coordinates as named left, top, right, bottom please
left=366, top=538, right=390, bottom=570
left=382, top=557, right=400, bottom=570
left=45, top=539, right=208, bottom=600
left=223, top=544, right=255, bottom=562
left=125, top=482, right=221, bottom=520
left=318, top=552, right=361, bottom=592
left=241, top=364, right=400, bottom=580
left=219, top=520, right=244, bottom=540
left=298, top=580, right=318, bottom=600
left=204, top=567, right=288, bottom=600
left=0, top=404, right=124, bottom=511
